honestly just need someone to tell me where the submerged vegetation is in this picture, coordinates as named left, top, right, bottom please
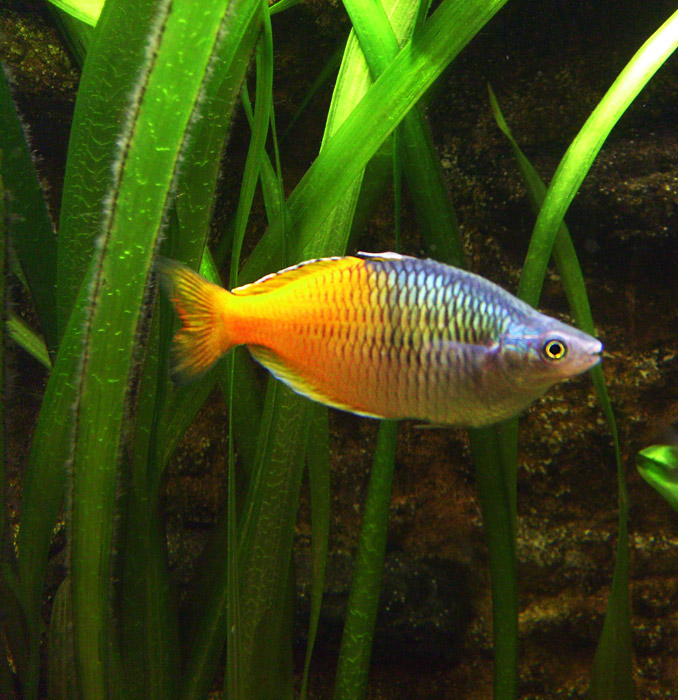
left=1, top=0, right=677, bottom=699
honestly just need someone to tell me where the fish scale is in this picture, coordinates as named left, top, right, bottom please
left=157, top=252, right=602, bottom=427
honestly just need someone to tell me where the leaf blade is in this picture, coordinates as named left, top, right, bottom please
left=0, top=69, right=58, bottom=353
left=240, top=0, right=510, bottom=283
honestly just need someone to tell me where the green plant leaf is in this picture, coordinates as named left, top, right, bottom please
left=0, top=564, right=28, bottom=700
left=47, top=6, right=94, bottom=65
left=637, top=446, right=678, bottom=513
left=488, top=80, right=632, bottom=700
left=227, top=9, right=275, bottom=698
left=16, top=272, right=91, bottom=700
left=469, top=426, right=518, bottom=699
left=517, top=6, right=678, bottom=306
left=45, top=0, right=103, bottom=26
left=60, top=1, right=259, bottom=697
left=6, top=314, right=51, bottom=370
left=508, top=12, right=678, bottom=700
left=0, top=69, right=58, bottom=354
left=300, top=407, right=330, bottom=700
left=229, top=18, right=273, bottom=291
left=235, top=383, right=314, bottom=700
left=55, top=0, right=159, bottom=341
left=269, top=0, right=304, bottom=15
left=342, top=0, right=464, bottom=265
left=13, top=1, right=263, bottom=695
left=0, top=166, right=5, bottom=542
left=333, top=420, right=398, bottom=700
left=47, top=578, right=77, bottom=700
left=240, top=0, right=510, bottom=284
left=119, top=296, right=179, bottom=700
left=589, top=514, right=633, bottom=700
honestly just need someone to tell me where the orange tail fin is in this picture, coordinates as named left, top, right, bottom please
left=156, top=257, right=235, bottom=384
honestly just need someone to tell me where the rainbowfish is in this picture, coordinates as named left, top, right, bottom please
left=157, top=252, right=602, bottom=427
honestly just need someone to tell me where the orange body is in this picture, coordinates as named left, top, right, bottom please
left=229, top=257, right=406, bottom=418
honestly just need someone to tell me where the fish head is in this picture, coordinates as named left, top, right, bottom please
left=499, top=315, right=603, bottom=390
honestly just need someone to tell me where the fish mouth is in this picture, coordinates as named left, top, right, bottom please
left=586, top=340, right=604, bottom=368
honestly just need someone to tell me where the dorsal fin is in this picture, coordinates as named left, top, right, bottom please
left=231, top=255, right=355, bottom=296
left=355, top=251, right=405, bottom=262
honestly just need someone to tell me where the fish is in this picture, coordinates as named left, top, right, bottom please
left=156, top=252, right=602, bottom=428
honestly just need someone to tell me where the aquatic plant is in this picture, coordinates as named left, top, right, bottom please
left=637, top=445, right=678, bottom=514
left=0, top=1, right=677, bottom=700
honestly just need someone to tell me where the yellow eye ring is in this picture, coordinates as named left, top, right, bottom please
left=543, top=339, right=567, bottom=360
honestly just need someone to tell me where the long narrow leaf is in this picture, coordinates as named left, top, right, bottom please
left=488, top=27, right=648, bottom=691
left=0, top=174, right=25, bottom=700
left=241, top=0, right=509, bottom=283
left=118, top=3, right=263, bottom=691
left=342, top=0, right=464, bottom=265
left=6, top=314, right=51, bottom=370
left=47, top=578, right=77, bottom=700
left=228, top=1, right=418, bottom=692
left=227, top=9, right=273, bottom=698
left=300, top=407, right=331, bottom=700
left=119, top=294, right=179, bottom=700
left=269, top=0, right=304, bottom=15
left=16, top=270, right=92, bottom=700
left=235, top=384, right=314, bottom=700
left=509, top=11, right=678, bottom=695
left=55, top=0, right=158, bottom=341
left=0, top=69, right=57, bottom=354
left=46, top=0, right=103, bottom=26
left=66, top=2, right=253, bottom=697
left=227, top=361, right=243, bottom=700
left=0, top=168, right=5, bottom=541
left=333, top=420, right=398, bottom=700
left=518, top=7, right=678, bottom=306
left=229, top=18, right=272, bottom=290
left=469, top=426, right=518, bottom=699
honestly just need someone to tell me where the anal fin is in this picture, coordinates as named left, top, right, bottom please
left=248, top=345, right=383, bottom=419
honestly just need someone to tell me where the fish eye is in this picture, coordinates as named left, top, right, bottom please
left=543, top=338, right=567, bottom=360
